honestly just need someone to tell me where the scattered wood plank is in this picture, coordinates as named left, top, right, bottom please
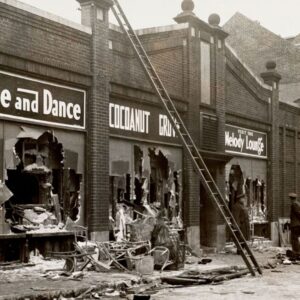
left=212, top=270, right=250, bottom=282
left=75, top=286, right=95, bottom=299
left=161, top=276, right=210, bottom=286
left=200, top=266, right=240, bottom=274
left=0, top=260, right=21, bottom=266
left=0, top=262, right=35, bottom=271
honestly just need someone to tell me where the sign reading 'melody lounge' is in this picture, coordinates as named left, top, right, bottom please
left=0, top=71, right=86, bottom=129
left=225, top=124, right=267, bottom=158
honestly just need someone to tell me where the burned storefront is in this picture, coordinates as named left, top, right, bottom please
left=109, top=100, right=183, bottom=240
left=224, top=124, right=269, bottom=237
left=0, top=70, right=86, bottom=261
left=4, top=127, right=82, bottom=231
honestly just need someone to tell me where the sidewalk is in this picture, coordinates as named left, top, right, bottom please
left=0, top=245, right=288, bottom=300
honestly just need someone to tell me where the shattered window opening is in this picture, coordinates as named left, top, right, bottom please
left=109, top=140, right=183, bottom=242
left=3, top=128, right=82, bottom=234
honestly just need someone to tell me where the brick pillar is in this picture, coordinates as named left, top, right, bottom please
left=175, top=3, right=201, bottom=254
left=183, top=28, right=202, bottom=254
left=209, top=15, right=228, bottom=250
left=261, top=61, right=281, bottom=244
left=77, top=0, right=113, bottom=241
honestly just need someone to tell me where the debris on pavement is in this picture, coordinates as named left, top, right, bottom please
left=160, top=266, right=250, bottom=287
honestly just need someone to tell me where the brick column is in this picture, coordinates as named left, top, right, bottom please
left=77, top=0, right=113, bottom=241
left=183, top=28, right=202, bottom=254
left=209, top=14, right=228, bottom=250
left=261, top=61, right=281, bottom=244
left=175, top=1, right=202, bottom=254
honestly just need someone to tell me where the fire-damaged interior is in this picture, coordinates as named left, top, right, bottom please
left=3, top=127, right=82, bottom=234
left=109, top=142, right=182, bottom=240
left=227, top=164, right=267, bottom=222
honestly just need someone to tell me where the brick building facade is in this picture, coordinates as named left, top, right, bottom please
left=0, top=0, right=299, bottom=256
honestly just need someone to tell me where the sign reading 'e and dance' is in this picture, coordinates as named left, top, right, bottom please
left=0, top=71, right=86, bottom=129
left=225, top=124, right=267, bottom=158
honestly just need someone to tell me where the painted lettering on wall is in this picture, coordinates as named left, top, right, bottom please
left=225, top=124, right=267, bottom=158
left=0, top=71, right=86, bottom=129
left=43, top=90, right=81, bottom=120
left=109, top=102, right=180, bottom=142
left=159, top=114, right=176, bottom=138
left=0, top=88, right=82, bottom=121
left=109, top=103, right=150, bottom=134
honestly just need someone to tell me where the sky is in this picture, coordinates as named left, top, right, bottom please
left=20, top=0, right=300, bottom=38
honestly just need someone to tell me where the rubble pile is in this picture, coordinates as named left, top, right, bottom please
left=7, top=205, right=65, bottom=234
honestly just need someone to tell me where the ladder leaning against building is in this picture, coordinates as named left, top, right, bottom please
left=111, top=0, right=262, bottom=276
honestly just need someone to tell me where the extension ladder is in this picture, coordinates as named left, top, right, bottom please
left=111, top=0, right=262, bottom=276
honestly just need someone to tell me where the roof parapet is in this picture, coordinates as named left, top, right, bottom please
left=226, top=42, right=272, bottom=91
left=109, top=23, right=189, bottom=35
left=0, top=0, right=92, bottom=34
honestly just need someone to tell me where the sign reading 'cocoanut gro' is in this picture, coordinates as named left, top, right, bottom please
left=225, top=124, right=267, bottom=159
left=0, top=71, right=86, bottom=129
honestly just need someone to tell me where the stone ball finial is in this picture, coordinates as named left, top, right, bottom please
left=208, top=13, right=221, bottom=26
left=181, top=0, right=194, bottom=12
left=266, top=61, right=276, bottom=70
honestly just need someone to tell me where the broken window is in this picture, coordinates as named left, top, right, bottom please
left=3, top=126, right=82, bottom=233
left=227, top=164, right=267, bottom=222
left=109, top=139, right=183, bottom=241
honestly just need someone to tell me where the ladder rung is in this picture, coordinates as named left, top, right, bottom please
left=150, top=76, right=159, bottom=82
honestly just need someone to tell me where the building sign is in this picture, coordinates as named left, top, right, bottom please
left=109, top=103, right=150, bottom=133
left=225, top=124, right=267, bottom=158
left=159, top=114, right=177, bottom=138
left=0, top=71, right=86, bottom=129
left=109, top=101, right=180, bottom=143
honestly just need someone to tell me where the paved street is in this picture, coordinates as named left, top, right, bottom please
left=1, top=246, right=299, bottom=299
left=153, top=264, right=300, bottom=300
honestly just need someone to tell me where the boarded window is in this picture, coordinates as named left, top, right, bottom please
left=200, top=41, right=211, bottom=105
left=201, top=113, right=217, bottom=151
